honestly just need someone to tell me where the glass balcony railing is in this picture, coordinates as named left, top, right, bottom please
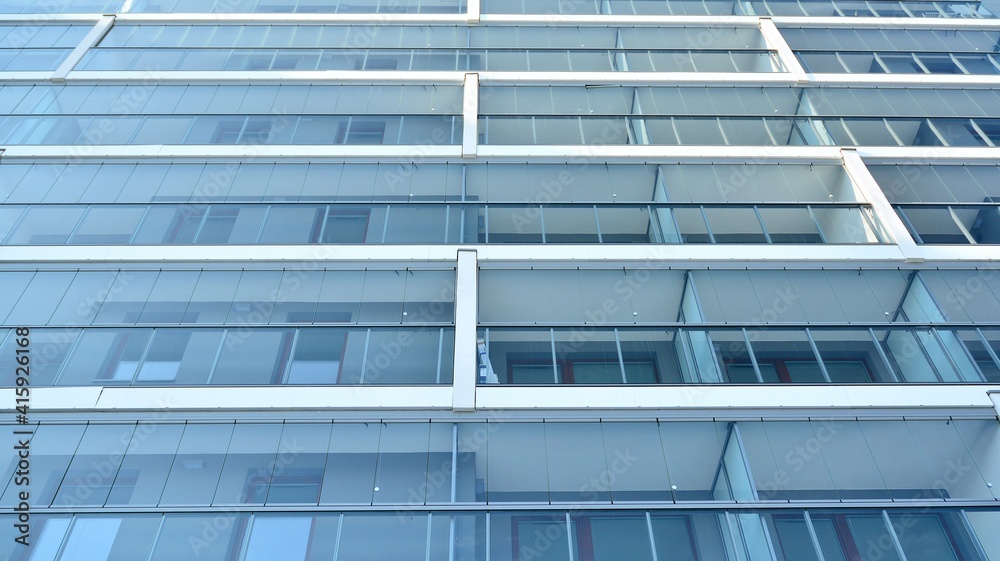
left=0, top=203, right=888, bottom=246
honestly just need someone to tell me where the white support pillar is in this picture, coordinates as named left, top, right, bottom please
left=52, top=14, right=115, bottom=81
left=991, top=391, right=1000, bottom=417
left=758, top=17, right=808, bottom=83
left=841, top=148, right=923, bottom=262
left=453, top=249, right=478, bottom=411
left=462, top=73, right=479, bottom=159
left=467, top=0, right=481, bottom=23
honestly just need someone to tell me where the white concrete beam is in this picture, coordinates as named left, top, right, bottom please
left=759, top=16, right=808, bottom=83
left=52, top=14, right=114, bottom=81
left=841, top=149, right=923, bottom=262
left=463, top=73, right=479, bottom=158
left=453, top=250, right=478, bottom=411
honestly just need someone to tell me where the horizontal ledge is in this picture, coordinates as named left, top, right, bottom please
left=7, top=71, right=999, bottom=88
left=475, top=384, right=1000, bottom=412
left=0, top=386, right=455, bottom=412
left=0, top=145, right=997, bottom=163
left=0, top=244, right=912, bottom=266
left=12, top=501, right=1000, bottom=514
left=3, top=13, right=1000, bottom=28
left=2, top=385, right=996, bottom=418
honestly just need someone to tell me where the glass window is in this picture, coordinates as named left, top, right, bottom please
left=56, top=330, right=152, bottom=385
left=150, top=514, right=249, bottom=561
left=337, top=513, right=429, bottom=560
left=211, top=328, right=294, bottom=385
left=243, top=515, right=340, bottom=561
left=136, top=329, right=224, bottom=384
left=5, top=206, right=85, bottom=244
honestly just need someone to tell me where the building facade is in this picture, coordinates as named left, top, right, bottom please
left=1, top=0, right=1000, bottom=559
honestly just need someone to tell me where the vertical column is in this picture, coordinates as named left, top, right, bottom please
left=841, top=148, right=923, bottom=262
left=453, top=249, right=478, bottom=411
left=52, top=15, right=115, bottom=81
left=462, top=73, right=479, bottom=159
left=467, top=0, right=481, bottom=22
left=758, top=17, right=808, bottom=83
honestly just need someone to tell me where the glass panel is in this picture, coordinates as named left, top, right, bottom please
left=57, top=330, right=152, bottom=385
left=321, top=423, right=378, bottom=505
left=107, top=423, right=184, bottom=506
left=150, top=514, right=249, bottom=561
left=51, top=424, right=135, bottom=506
left=488, top=423, right=548, bottom=503
left=211, top=328, right=294, bottom=385
left=545, top=423, right=609, bottom=502
left=337, top=513, right=428, bottom=560
left=213, top=423, right=282, bottom=505
left=159, top=423, right=235, bottom=506
left=600, top=422, right=672, bottom=501
left=485, top=329, right=554, bottom=384
left=60, top=516, right=160, bottom=561
left=135, top=329, right=223, bottom=385
left=243, top=515, right=340, bottom=561
left=810, top=330, right=895, bottom=382
left=553, top=329, right=621, bottom=384
left=659, top=422, right=727, bottom=501
left=372, top=423, right=430, bottom=504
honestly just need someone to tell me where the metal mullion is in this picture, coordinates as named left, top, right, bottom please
left=805, top=328, right=832, bottom=383
left=436, top=327, right=444, bottom=384
left=700, top=206, right=716, bottom=244
left=381, top=204, right=391, bottom=243
left=128, top=327, right=159, bottom=385
left=646, top=511, right=660, bottom=561
left=947, top=206, right=978, bottom=244
left=742, top=329, right=765, bottom=383
left=923, top=119, right=951, bottom=147
left=565, top=512, right=575, bottom=561
left=315, top=204, right=331, bottom=244
left=895, top=206, right=924, bottom=244
left=203, top=327, right=229, bottom=385
left=539, top=205, right=546, bottom=244
left=358, top=328, right=372, bottom=384
left=141, top=516, right=167, bottom=561
left=593, top=205, right=604, bottom=244
left=234, top=513, right=256, bottom=561
left=752, top=205, right=771, bottom=243
left=550, top=328, right=558, bottom=383
left=975, top=328, right=1000, bottom=377
left=802, top=512, right=828, bottom=561
left=805, top=205, right=829, bottom=244
left=967, top=119, right=995, bottom=147
left=190, top=204, right=213, bottom=244
left=930, top=327, right=977, bottom=382
left=332, top=513, right=344, bottom=561
left=950, top=53, right=972, bottom=75
left=277, top=328, right=301, bottom=385
left=614, top=328, right=627, bottom=384
left=869, top=327, right=902, bottom=383
left=881, top=510, right=910, bottom=561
